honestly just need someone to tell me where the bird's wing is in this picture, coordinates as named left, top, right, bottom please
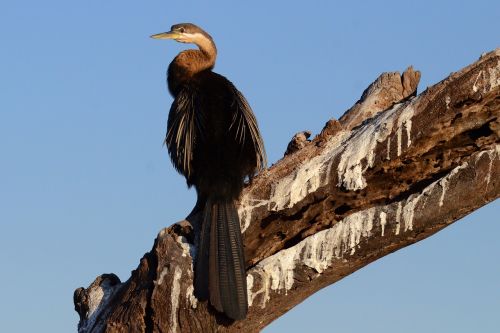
left=227, top=82, right=268, bottom=172
left=165, top=85, right=203, bottom=180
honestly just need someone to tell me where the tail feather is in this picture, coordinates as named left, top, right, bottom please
left=194, top=205, right=210, bottom=301
left=209, top=202, right=223, bottom=311
left=195, top=198, right=248, bottom=320
left=223, top=203, right=246, bottom=315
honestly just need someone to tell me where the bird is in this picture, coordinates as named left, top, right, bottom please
left=151, top=23, right=266, bottom=320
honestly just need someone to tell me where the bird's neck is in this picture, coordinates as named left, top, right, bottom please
left=174, top=39, right=217, bottom=75
left=167, top=38, right=217, bottom=95
left=195, top=38, right=217, bottom=71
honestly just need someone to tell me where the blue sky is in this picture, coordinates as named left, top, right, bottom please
left=0, top=1, right=498, bottom=332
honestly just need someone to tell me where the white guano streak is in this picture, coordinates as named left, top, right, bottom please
left=270, top=131, right=349, bottom=211
left=395, top=202, right=402, bottom=235
left=239, top=197, right=272, bottom=233
left=475, top=144, right=500, bottom=187
left=248, top=208, right=376, bottom=307
left=170, top=267, right=182, bottom=333
left=338, top=103, right=415, bottom=191
left=185, top=285, right=198, bottom=309
left=488, top=60, right=500, bottom=89
left=79, top=279, right=121, bottom=333
left=380, top=211, right=387, bottom=236
left=239, top=101, right=417, bottom=230
left=473, top=58, right=500, bottom=93
left=438, top=163, right=469, bottom=207
left=177, top=236, right=192, bottom=258
left=157, top=267, right=169, bottom=285
left=247, top=146, right=500, bottom=308
left=175, top=236, right=198, bottom=309
left=402, top=177, right=439, bottom=232
left=386, top=137, right=391, bottom=160
left=250, top=101, right=418, bottom=222
left=87, top=287, right=104, bottom=320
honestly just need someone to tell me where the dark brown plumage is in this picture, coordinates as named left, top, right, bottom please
left=152, top=23, right=266, bottom=320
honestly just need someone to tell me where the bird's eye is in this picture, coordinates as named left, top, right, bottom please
left=178, top=27, right=185, bottom=33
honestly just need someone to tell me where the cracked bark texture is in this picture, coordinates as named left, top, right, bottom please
left=74, top=49, right=500, bottom=333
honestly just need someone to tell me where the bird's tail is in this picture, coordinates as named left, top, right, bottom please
left=195, top=197, right=248, bottom=320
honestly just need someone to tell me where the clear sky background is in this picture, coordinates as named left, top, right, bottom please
left=0, top=1, right=498, bottom=332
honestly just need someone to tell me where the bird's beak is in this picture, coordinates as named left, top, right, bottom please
left=150, top=31, right=180, bottom=40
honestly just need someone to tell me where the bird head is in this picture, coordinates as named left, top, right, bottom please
left=150, top=23, right=213, bottom=45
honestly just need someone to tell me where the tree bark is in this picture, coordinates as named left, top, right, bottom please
left=74, top=49, right=500, bottom=333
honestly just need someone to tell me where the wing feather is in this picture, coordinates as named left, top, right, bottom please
left=165, top=86, right=201, bottom=180
left=227, top=83, right=267, bottom=172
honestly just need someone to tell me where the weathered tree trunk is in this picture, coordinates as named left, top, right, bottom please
left=74, top=49, right=500, bottom=333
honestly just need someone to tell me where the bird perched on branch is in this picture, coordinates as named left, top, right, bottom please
left=151, top=23, right=266, bottom=320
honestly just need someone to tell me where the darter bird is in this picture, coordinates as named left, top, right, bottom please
left=151, top=23, right=266, bottom=320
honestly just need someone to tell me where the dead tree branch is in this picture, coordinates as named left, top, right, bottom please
left=74, top=49, right=500, bottom=333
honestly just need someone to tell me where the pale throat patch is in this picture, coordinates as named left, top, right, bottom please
left=177, top=32, right=206, bottom=44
